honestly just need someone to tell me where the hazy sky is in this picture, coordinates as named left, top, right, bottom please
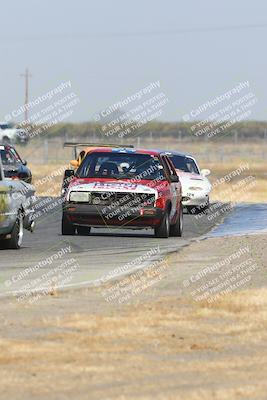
left=0, top=0, right=266, bottom=122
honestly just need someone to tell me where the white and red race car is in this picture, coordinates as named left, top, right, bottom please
left=164, top=151, right=212, bottom=213
left=62, top=147, right=183, bottom=238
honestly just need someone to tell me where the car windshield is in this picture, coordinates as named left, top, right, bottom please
left=170, top=155, right=199, bottom=174
left=77, top=152, right=165, bottom=181
left=0, top=147, right=21, bottom=165
left=0, top=123, right=14, bottom=130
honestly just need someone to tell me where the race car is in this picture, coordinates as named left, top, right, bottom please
left=62, top=147, right=183, bottom=238
left=0, top=153, right=35, bottom=249
left=0, top=122, right=29, bottom=145
left=164, top=151, right=212, bottom=213
left=0, top=144, right=32, bottom=183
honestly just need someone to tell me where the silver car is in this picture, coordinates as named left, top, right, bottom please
left=0, top=156, right=35, bottom=249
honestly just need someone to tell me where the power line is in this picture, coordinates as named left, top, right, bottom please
left=2, top=22, right=267, bottom=42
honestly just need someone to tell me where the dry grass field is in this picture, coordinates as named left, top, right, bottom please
left=1, top=290, right=267, bottom=400
left=1, top=233, right=267, bottom=399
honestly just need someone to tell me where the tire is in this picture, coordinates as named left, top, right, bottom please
left=61, top=213, right=75, bottom=235
left=170, top=204, right=183, bottom=237
left=76, top=226, right=91, bottom=236
left=7, top=213, right=23, bottom=249
left=154, top=211, right=170, bottom=238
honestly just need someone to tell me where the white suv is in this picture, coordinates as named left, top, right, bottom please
left=0, top=122, right=29, bottom=145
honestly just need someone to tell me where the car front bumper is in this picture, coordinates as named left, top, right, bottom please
left=63, top=203, right=165, bottom=228
left=182, top=193, right=210, bottom=207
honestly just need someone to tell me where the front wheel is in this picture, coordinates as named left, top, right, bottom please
left=7, top=213, right=24, bottom=249
left=154, top=211, right=170, bottom=238
left=170, top=204, right=183, bottom=237
left=61, top=213, right=75, bottom=235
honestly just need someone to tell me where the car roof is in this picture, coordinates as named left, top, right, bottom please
left=159, top=149, right=194, bottom=158
left=87, top=147, right=167, bottom=156
left=80, top=147, right=195, bottom=159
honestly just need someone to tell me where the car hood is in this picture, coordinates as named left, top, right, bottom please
left=175, top=170, right=211, bottom=192
left=68, top=180, right=158, bottom=195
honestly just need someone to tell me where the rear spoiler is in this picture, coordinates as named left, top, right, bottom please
left=63, top=142, right=135, bottom=159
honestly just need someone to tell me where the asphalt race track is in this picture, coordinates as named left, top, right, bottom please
left=0, top=198, right=224, bottom=298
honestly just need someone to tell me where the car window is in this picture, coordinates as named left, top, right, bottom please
left=160, top=156, right=171, bottom=177
left=0, top=147, right=20, bottom=165
left=0, top=123, right=14, bottom=130
left=77, top=152, right=166, bottom=181
left=165, top=156, right=177, bottom=176
left=9, top=148, right=21, bottom=162
left=170, top=155, right=199, bottom=174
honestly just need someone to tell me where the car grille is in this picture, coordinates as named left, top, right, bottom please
left=90, top=192, right=155, bottom=207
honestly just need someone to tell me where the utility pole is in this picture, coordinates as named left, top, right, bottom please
left=20, top=68, right=32, bottom=124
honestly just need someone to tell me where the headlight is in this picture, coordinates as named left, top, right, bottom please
left=188, top=186, right=203, bottom=191
left=69, top=191, right=90, bottom=202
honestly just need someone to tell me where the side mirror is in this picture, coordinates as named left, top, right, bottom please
left=201, top=169, right=211, bottom=177
left=70, top=159, right=79, bottom=168
left=62, top=169, right=75, bottom=193
left=64, top=169, right=75, bottom=179
left=22, top=160, right=27, bottom=166
left=170, top=175, right=179, bottom=183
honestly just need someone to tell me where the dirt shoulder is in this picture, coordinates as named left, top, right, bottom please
left=0, top=233, right=267, bottom=400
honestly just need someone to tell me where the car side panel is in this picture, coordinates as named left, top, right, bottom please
left=160, top=155, right=181, bottom=220
left=0, top=182, right=17, bottom=235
